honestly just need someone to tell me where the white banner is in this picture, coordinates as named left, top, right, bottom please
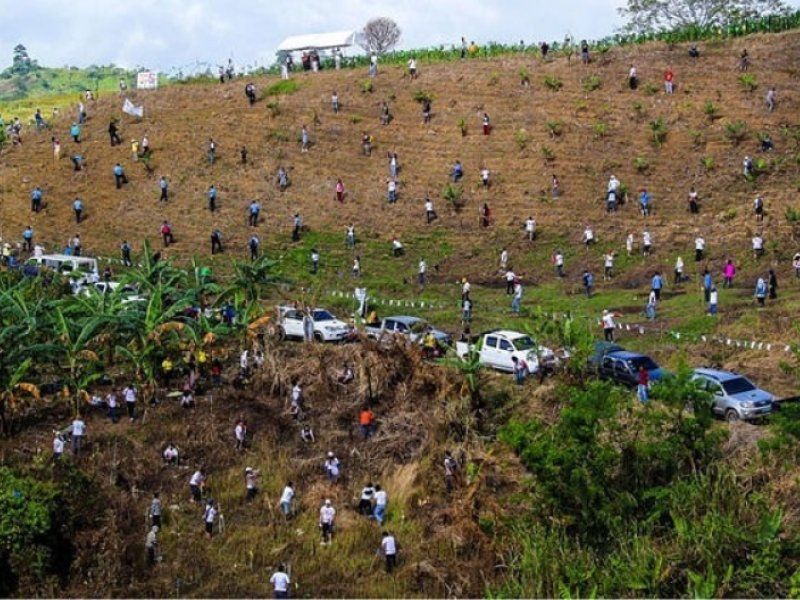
left=136, top=71, right=159, bottom=90
left=122, top=98, right=144, bottom=118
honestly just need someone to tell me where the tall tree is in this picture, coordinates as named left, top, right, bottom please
left=618, top=0, right=790, bottom=32
left=10, top=44, right=36, bottom=75
left=360, top=17, right=402, bottom=55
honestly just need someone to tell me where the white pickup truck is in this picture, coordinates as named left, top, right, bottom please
left=277, top=306, right=353, bottom=342
left=455, top=330, right=556, bottom=374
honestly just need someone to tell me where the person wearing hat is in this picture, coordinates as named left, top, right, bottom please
left=319, top=499, right=336, bottom=545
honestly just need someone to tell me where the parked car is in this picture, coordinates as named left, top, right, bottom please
left=277, top=306, right=352, bottom=342
left=365, top=315, right=451, bottom=345
left=597, top=350, right=667, bottom=387
left=74, top=281, right=146, bottom=303
left=691, top=368, right=775, bottom=422
left=587, top=341, right=625, bottom=371
left=455, top=330, right=556, bottom=374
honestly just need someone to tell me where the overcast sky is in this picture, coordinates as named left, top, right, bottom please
left=1, top=0, right=798, bottom=73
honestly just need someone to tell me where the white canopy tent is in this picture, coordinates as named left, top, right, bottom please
left=276, top=30, right=363, bottom=52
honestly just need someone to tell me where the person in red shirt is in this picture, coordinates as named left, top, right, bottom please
left=664, top=67, right=674, bottom=94
left=637, top=366, right=649, bottom=403
left=481, top=203, right=491, bottom=227
left=160, top=221, right=174, bottom=247
left=359, top=407, right=375, bottom=439
left=335, top=178, right=345, bottom=203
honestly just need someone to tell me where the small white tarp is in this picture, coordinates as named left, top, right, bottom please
left=277, top=30, right=361, bottom=52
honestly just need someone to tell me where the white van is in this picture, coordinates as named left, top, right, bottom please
left=25, top=254, right=99, bottom=278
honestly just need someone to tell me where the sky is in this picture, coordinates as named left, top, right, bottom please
left=0, top=0, right=797, bottom=73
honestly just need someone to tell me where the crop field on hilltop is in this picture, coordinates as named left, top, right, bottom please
left=1, top=27, right=800, bottom=598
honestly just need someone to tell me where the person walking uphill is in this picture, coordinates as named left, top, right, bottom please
left=113, top=164, right=128, bottom=189
left=108, top=119, right=122, bottom=146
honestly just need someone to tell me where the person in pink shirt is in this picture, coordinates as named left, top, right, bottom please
left=723, top=259, right=736, bottom=288
left=335, top=179, right=345, bottom=203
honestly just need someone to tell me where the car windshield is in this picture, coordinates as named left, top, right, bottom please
left=512, top=336, right=536, bottom=350
left=721, top=377, right=757, bottom=395
left=627, top=356, right=659, bottom=371
left=312, top=310, right=335, bottom=321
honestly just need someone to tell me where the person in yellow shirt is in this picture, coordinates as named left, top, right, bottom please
left=131, top=139, right=139, bottom=162
left=161, top=357, right=173, bottom=385
left=468, top=41, right=479, bottom=56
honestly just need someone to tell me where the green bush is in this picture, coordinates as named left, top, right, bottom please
left=540, top=145, right=555, bottom=162
left=265, top=101, right=280, bottom=117
left=545, top=120, right=563, bottom=138
left=739, top=73, right=758, bottom=91
left=703, top=100, right=719, bottom=120
left=262, top=79, right=299, bottom=97
left=702, top=156, right=715, bottom=171
left=457, top=118, right=467, bottom=136
left=643, top=82, right=659, bottom=95
left=631, top=100, right=645, bottom=119
left=724, top=120, right=747, bottom=145
left=442, top=183, right=465, bottom=211
left=361, top=79, right=373, bottom=94
left=543, top=74, right=563, bottom=91
left=649, top=117, right=668, bottom=147
left=785, top=206, right=800, bottom=224
left=593, top=121, right=609, bottom=138
left=582, top=74, right=602, bottom=92
left=514, top=128, right=530, bottom=150
left=519, top=67, right=531, bottom=86
left=412, top=89, right=433, bottom=103
left=633, top=156, right=649, bottom=172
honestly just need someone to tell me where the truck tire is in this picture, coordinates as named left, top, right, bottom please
left=725, top=409, right=739, bottom=423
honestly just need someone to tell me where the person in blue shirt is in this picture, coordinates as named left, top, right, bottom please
left=639, top=189, right=651, bottom=217
left=248, top=235, right=259, bottom=260
left=73, top=198, right=84, bottom=223
left=35, top=109, right=47, bottom=130
left=451, top=161, right=464, bottom=182
left=113, top=163, right=128, bottom=189
left=120, top=240, right=132, bottom=267
left=208, top=185, right=217, bottom=212
left=210, top=229, right=223, bottom=254
left=292, top=214, right=302, bottom=242
left=703, top=269, right=713, bottom=303
left=71, top=154, right=83, bottom=171
left=22, top=226, right=33, bottom=252
left=582, top=270, right=594, bottom=298
left=651, top=271, right=664, bottom=300
left=70, top=122, right=81, bottom=143
left=31, top=187, right=43, bottom=213
left=755, top=277, right=767, bottom=307
left=159, top=176, right=168, bottom=202
left=248, top=200, right=260, bottom=226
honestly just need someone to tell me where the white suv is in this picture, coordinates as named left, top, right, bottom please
left=277, top=307, right=352, bottom=342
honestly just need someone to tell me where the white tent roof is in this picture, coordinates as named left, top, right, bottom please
left=277, top=30, right=362, bottom=52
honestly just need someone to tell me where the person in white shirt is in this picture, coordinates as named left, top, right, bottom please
left=352, top=256, right=361, bottom=278
left=603, top=252, right=614, bottom=280
left=626, top=233, right=634, bottom=256
left=234, top=419, right=247, bottom=451
left=319, top=499, right=336, bottom=545
left=71, top=416, right=86, bottom=455
left=387, top=179, right=397, bottom=203
left=373, top=485, right=388, bottom=524
left=53, top=432, right=65, bottom=460
left=203, top=499, right=217, bottom=538
left=424, top=198, right=437, bottom=223
left=391, top=238, right=404, bottom=257
left=608, top=175, right=620, bottom=193
left=524, top=217, right=536, bottom=241
left=270, top=564, right=291, bottom=598
left=752, top=234, right=764, bottom=259
left=646, top=290, right=657, bottom=320
left=694, top=236, right=705, bottom=262
left=407, top=57, right=417, bottom=79
left=369, top=54, right=378, bottom=77
left=279, top=481, right=295, bottom=519
left=150, top=492, right=162, bottom=527
left=381, top=531, right=397, bottom=573
left=642, top=231, right=652, bottom=256
left=481, top=167, right=490, bottom=187
left=461, top=278, right=471, bottom=302
left=628, top=65, right=638, bottom=89
left=500, top=248, right=509, bottom=270
left=331, top=91, right=339, bottom=113
left=324, top=452, right=340, bottom=483
left=583, top=226, right=595, bottom=247
left=674, top=256, right=685, bottom=285
left=189, top=469, right=205, bottom=503
left=145, top=525, right=159, bottom=567
left=553, top=250, right=565, bottom=277
left=122, top=385, right=136, bottom=421
left=163, top=443, right=179, bottom=465
left=708, top=286, right=719, bottom=315
left=601, top=309, right=617, bottom=342
left=505, top=269, right=516, bottom=294
left=106, top=391, right=119, bottom=423
left=418, top=259, right=427, bottom=285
